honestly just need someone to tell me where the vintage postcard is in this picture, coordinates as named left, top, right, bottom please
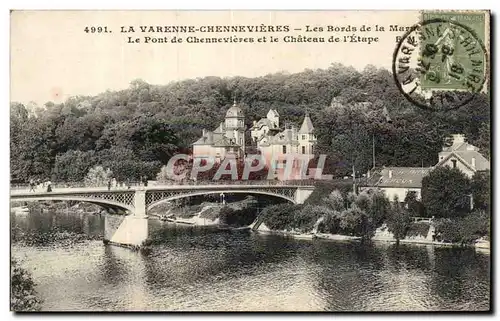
left=10, top=10, right=491, bottom=312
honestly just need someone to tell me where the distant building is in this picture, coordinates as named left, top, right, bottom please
left=192, top=101, right=246, bottom=160
left=191, top=102, right=317, bottom=179
left=363, top=134, right=490, bottom=201
left=435, top=134, right=490, bottom=178
left=251, top=111, right=316, bottom=162
left=366, top=167, right=431, bottom=201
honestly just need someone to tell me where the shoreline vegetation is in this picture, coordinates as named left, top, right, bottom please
left=249, top=176, right=490, bottom=252
left=12, top=172, right=490, bottom=252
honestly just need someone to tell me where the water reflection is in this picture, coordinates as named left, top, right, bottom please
left=11, top=211, right=490, bottom=311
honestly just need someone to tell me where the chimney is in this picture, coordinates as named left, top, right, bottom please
left=202, top=129, right=207, bottom=136
left=452, top=134, right=465, bottom=145
left=388, top=170, right=393, bottom=178
left=471, top=157, right=476, bottom=169
left=253, top=120, right=257, bottom=126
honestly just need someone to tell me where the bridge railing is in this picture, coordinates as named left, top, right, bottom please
left=411, top=217, right=433, bottom=223
left=10, top=179, right=316, bottom=190
left=10, top=181, right=144, bottom=190
left=151, top=179, right=316, bottom=187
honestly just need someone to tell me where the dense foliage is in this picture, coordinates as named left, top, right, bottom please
left=434, top=210, right=489, bottom=245
left=10, top=259, right=42, bottom=311
left=471, top=170, right=491, bottom=212
left=385, top=196, right=413, bottom=245
left=422, top=167, right=473, bottom=218
left=219, top=196, right=260, bottom=226
left=10, top=64, right=490, bottom=183
left=262, top=188, right=390, bottom=242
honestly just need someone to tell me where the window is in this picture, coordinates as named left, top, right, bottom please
left=451, top=159, right=457, bottom=168
left=302, top=146, right=306, bottom=154
left=302, top=135, right=306, bottom=140
left=282, top=145, right=287, bottom=154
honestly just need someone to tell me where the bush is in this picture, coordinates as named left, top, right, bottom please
left=217, top=197, right=260, bottom=226
left=406, top=222, right=430, bottom=238
left=11, top=258, right=42, bottom=311
left=84, top=166, right=112, bottom=187
left=434, top=210, right=490, bottom=245
left=292, top=205, right=330, bottom=233
left=386, top=201, right=412, bottom=244
left=320, top=211, right=343, bottom=234
left=305, top=180, right=352, bottom=205
left=261, top=203, right=301, bottom=231
left=422, top=167, right=472, bottom=218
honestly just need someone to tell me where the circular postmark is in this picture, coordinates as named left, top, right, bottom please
left=392, top=18, right=488, bottom=111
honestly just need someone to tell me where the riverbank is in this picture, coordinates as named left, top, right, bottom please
left=252, top=222, right=490, bottom=252
left=11, top=214, right=491, bottom=311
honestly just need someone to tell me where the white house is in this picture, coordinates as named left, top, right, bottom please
left=363, top=134, right=490, bottom=201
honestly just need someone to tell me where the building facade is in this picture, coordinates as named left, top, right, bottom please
left=435, top=134, right=490, bottom=178
left=192, top=102, right=316, bottom=179
left=192, top=102, right=246, bottom=161
left=364, top=134, right=490, bottom=201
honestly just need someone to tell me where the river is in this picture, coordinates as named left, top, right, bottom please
left=11, top=211, right=490, bottom=312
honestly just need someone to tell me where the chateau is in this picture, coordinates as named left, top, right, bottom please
left=192, top=102, right=316, bottom=178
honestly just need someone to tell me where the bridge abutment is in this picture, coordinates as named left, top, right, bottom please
left=104, top=215, right=148, bottom=248
left=294, top=187, right=315, bottom=204
left=133, top=189, right=147, bottom=217
left=103, top=189, right=149, bottom=248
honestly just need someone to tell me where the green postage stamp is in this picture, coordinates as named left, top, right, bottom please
left=420, top=11, right=487, bottom=91
left=393, top=10, right=489, bottom=110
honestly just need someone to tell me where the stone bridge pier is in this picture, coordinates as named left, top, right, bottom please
left=103, top=189, right=148, bottom=248
left=104, top=186, right=315, bottom=248
left=11, top=184, right=315, bottom=248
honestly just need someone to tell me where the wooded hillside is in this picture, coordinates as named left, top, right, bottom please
left=10, top=63, right=490, bottom=182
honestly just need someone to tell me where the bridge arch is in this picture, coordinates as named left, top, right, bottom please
left=147, top=190, right=296, bottom=211
left=11, top=196, right=134, bottom=214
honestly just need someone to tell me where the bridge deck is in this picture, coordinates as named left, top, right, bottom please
left=10, top=183, right=314, bottom=196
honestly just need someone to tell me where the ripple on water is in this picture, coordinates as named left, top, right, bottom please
left=11, top=215, right=491, bottom=311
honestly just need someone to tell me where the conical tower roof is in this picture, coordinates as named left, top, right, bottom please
left=299, top=112, right=314, bottom=134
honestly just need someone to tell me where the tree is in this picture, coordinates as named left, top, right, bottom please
left=10, top=64, right=490, bottom=185
left=323, top=190, right=345, bottom=212
left=52, top=150, right=97, bottom=181
left=84, top=166, right=112, bottom=187
left=421, top=167, right=472, bottom=218
left=362, top=189, right=390, bottom=226
left=386, top=196, right=412, bottom=245
left=404, top=191, right=425, bottom=217
left=434, top=210, right=489, bottom=245
left=293, top=205, right=331, bottom=233
left=471, top=170, right=490, bottom=212
left=261, top=203, right=300, bottom=231
left=11, top=258, right=42, bottom=311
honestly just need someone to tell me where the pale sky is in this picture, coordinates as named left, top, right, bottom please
left=10, top=10, right=420, bottom=105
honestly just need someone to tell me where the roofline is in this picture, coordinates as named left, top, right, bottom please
left=435, top=151, right=476, bottom=172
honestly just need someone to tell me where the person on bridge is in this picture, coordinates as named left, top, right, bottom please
left=107, top=179, right=111, bottom=191
left=29, top=179, right=35, bottom=192
left=46, top=180, right=52, bottom=193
